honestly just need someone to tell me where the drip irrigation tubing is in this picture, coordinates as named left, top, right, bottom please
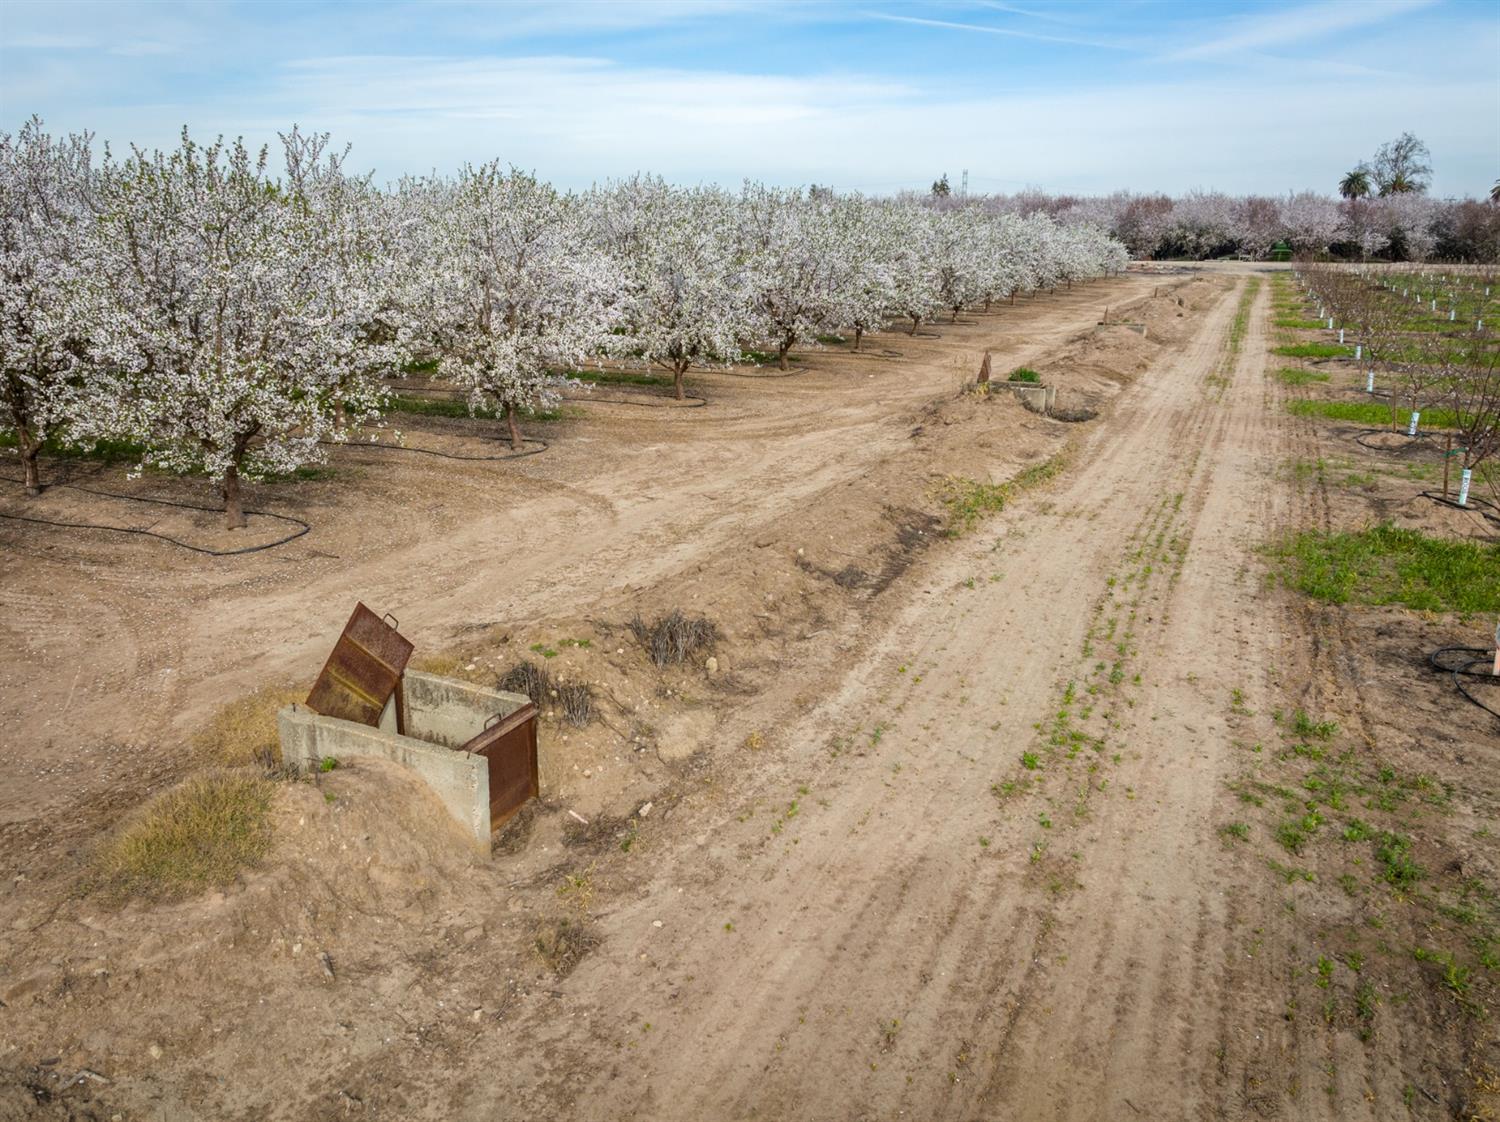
left=392, top=381, right=708, bottom=410
left=0, top=470, right=310, bottom=556
left=710, top=364, right=810, bottom=379
left=1418, top=489, right=1500, bottom=527
left=564, top=393, right=707, bottom=409
left=1427, top=647, right=1500, bottom=722
left=1351, top=427, right=1436, bottom=453
left=319, top=435, right=548, bottom=462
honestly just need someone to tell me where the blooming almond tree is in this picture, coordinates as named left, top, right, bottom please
left=591, top=176, right=753, bottom=399
left=878, top=201, right=942, bottom=336
left=0, top=117, right=96, bottom=496
left=84, top=130, right=348, bottom=528
left=281, top=127, right=415, bottom=432
left=930, top=206, right=989, bottom=321
left=739, top=184, right=845, bottom=369
left=1280, top=192, right=1346, bottom=255
left=421, top=164, right=619, bottom=448
left=822, top=193, right=898, bottom=352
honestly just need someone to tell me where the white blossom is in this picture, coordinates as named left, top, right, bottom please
left=0, top=117, right=96, bottom=495
left=82, top=129, right=356, bottom=527
left=419, top=162, right=621, bottom=447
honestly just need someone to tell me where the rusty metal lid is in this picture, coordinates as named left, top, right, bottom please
left=305, top=602, right=415, bottom=727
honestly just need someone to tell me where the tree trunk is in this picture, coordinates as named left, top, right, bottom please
left=674, top=361, right=688, bottom=401
left=333, top=398, right=348, bottom=430
left=222, top=464, right=247, bottom=530
left=1010, top=293, right=1015, bottom=306
left=504, top=403, right=524, bottom=452
left=853, top=326, right=864, bottom=352
left=909, top=316, right=920, bottom=336
left=778, top=332, right=794, bottom=371
left=22, top=450, right=41, bottom=496
left=19, top=428, right=41, bottom=496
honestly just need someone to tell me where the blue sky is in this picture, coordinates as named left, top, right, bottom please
left=2, top=0, right=1497, bottom=196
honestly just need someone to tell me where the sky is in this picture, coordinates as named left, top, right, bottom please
left=1, top=0, right=1497, bottom=198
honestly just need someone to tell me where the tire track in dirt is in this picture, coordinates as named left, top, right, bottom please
left=456, top=277, right=1252, bottom=1121
left=969, top=278, right=1325, bottom=1121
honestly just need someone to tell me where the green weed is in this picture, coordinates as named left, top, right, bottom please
left=1271, top=524, right=1500, bottom=613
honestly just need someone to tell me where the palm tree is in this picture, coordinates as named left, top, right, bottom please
left=1339, top=168, right=1372, bottom=199
left=1380, top=171, right=1417, bottom=196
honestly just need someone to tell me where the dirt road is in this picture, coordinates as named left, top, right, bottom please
left=426, top=275, right=1276, bottom=1120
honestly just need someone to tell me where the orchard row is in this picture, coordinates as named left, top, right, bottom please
left=1294, top=262, right=1499, bottom=497
left=1, top=120, right=1126, bottom=524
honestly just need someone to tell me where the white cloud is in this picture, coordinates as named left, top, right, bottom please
left=862, top=10, right=1132, bottom=50
left=1163, top=0, right=1438, bottom=61
left=87, top=52, right=1478, bottom=197
left=3, top=2, right=1495, bottom=197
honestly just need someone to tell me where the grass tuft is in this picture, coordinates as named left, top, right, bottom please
left=193, top=685, right=302, bottom=768
left=935, top=477, right=1010, bottom=535
left=89, top=772, right=275, bottom=901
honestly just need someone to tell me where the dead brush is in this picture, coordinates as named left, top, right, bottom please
left=499, top=660, right=554, bottom=708
left=500, top=660, right=595, bottom=726
left=556, top=681, right=596, bottom=727
left=533, top=917, right=600, bottom=977
left=628, top=610, right=719, bottom=668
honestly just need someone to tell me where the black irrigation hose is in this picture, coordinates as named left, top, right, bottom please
left=710, top=364, right=811, bottom=379
left=1427, top=647, right=1500, bottom=723
left=319, top=436, right=549, bottom=462
left=0, top=471, right=310, bottom=556
left=1418, top=489, right=1500, bottom=527
left=563, top=393, right=708, bottom=409
left=1351, top=427, right=1436, bottom=452
left=394, top=381, right=708, bottom=410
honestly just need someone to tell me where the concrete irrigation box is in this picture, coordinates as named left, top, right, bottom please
left=1002, top=382, right=1057, bottom=415
left=278, top=671, right=533, bottom=852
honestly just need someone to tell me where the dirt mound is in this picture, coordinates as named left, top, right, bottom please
left=0, top=758, right=568, bottom=1121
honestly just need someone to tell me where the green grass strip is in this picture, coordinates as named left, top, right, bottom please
left=1273, top=368, right=1329, bottom=386
left=1272, top=524, right=1500, bottom=613
left=1285, top=399, right=1461, bottom=429
left=1273, top=343, right=1356, bottom=359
